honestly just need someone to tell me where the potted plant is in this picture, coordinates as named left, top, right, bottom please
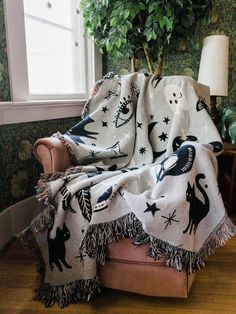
left=80, top=0, right=212, bottom=76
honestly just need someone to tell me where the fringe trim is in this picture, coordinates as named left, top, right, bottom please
left=21, top=227, right=101, bottom=308
left=36, top=172, right=65, bottom=204
left=80, top=212, right=236, bottom=274
left=21, top=209, right=235, bottom=307
left=80, top=212, right=149, bottom=265
left=21, top=227, right=45, bottom=277
left=36, top=277, right=101, bottom=308
left=31, top=172, right=64, bottom=233
left=30, top=205, right=55, bottom=234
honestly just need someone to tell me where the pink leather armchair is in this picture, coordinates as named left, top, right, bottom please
left=34, top=137, right=195, bottom=298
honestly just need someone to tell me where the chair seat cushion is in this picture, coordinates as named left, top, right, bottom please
left=106, top=237, right=165, bottom=265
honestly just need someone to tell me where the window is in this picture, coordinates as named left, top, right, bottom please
left=3, top=0, right=102, bottom=102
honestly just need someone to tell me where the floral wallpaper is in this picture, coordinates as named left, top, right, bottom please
left=0, top=118, right=79, bottom=212
left=0, top=0, right=10, bottom=101
left=0, top=0, right=236, bottom=213
left=105, top=0, right=236, bottom=111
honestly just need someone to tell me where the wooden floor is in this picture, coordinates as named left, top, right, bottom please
left=1, top=234, right=236, bottom=314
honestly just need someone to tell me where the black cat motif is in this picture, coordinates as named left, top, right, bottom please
left=48, top=223, right=72, bottom=272
left=183, top=173, right=210, bottom=235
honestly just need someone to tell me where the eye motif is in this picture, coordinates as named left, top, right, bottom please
left=114, top=95, right=135, bottom=128
left=164, top=84, right=188, bottom=113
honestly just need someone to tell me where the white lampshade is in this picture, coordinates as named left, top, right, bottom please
left=198, top=35, right=229, bottom=96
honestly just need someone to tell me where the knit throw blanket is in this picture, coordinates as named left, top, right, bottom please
left=22, top=73, right=236, bottom=308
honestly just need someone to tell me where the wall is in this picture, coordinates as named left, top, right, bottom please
left=0, top=118, right=79, bottom=212
left=105, top=0, right=236, bottom=110
left=0, top=0, right=236, bottom=213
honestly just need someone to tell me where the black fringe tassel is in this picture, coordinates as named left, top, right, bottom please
left=36, top=277, right=100, bottom=308
left=21, top=207, right=236, bottom=308
left=80, top=212, right=236, bottom=274
left=21, top=227, right=101, bottom=308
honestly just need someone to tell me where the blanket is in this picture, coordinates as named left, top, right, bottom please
left=22, top=73, right=236, bottom=308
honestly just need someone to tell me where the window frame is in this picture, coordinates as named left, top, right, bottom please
left=1, top=0, right=102, bottom=125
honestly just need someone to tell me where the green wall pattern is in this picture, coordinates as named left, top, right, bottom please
left=0, top=0, right=236, bottom=213
left=0, top=0, right=10, bottom=101
left=0, top=117, right=79, bottom=212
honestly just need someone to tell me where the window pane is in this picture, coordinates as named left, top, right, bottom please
left=24, top=0, right=74, bottom=29
left=23, top=0, right=85, bottom=95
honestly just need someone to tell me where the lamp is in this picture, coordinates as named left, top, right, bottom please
left=198, top=35, right=229, bottom=124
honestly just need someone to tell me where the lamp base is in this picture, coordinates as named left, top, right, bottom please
left=210, top=96, right=221, bottom=125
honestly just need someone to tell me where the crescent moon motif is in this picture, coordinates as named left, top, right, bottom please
left=148, top=122, right=167, bottom=159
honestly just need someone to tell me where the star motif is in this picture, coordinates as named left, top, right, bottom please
left=102, top=121, right=108, bottom=127
left=88, top=150, right=99, bottom=161
left=144, top=202, right=160, bottom=217
left=63, top=176, right=70, bottom=183
left=158, top=132, right=168, bottom=141
left=102, top=106, right=108, bottom=113
left=149, top=114, right=154, bottom=120
left=163, top=117, right=170, bottom=124
left=137, top=122, right=142, bottom=128
left=161, top=209, right=180, bottom=229
left=105, top=90, right=118, bottom=100
left=139, top=146, right=146, bottom=155
left=76, top=250, right=87, bottom=265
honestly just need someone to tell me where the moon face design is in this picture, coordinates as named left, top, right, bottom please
left=164, top=84, right=188, bottom=113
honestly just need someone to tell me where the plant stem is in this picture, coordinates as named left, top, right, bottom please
left=156, top=46, right=164, bottom=77
left=143, top=44, right=154, bottom=73
left=131, top=52, right=138, bottom=72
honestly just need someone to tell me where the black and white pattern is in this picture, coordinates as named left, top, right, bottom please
left=156, top=145, right=196, bottom=182
left=24, top=73, right=235, bottom=309
left=114, top=95, right=135, bottom=128
left=75, top=188, right=92, bottom=222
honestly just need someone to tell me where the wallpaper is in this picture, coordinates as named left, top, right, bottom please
left=0, top=117, right=79, bottom=212
left=0, top=0, right=236, bottom=213
left=0, top=0, right=10, bottom=101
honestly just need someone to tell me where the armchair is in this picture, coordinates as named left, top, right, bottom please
left=34, top=137, right=195, bottom=298
left=25, top=74, right=236, bottom=310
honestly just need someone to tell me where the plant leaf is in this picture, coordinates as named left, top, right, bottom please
left=75, top=188, right=92, bottom=222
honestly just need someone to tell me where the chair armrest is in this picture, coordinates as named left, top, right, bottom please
left=34, top=137, right=72, bottom=173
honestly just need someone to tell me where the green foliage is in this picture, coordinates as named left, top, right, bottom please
left=80, top=0, right=212, bottom=73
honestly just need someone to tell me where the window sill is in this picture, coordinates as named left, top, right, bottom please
left=0, top=99, right=86, bottom=125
